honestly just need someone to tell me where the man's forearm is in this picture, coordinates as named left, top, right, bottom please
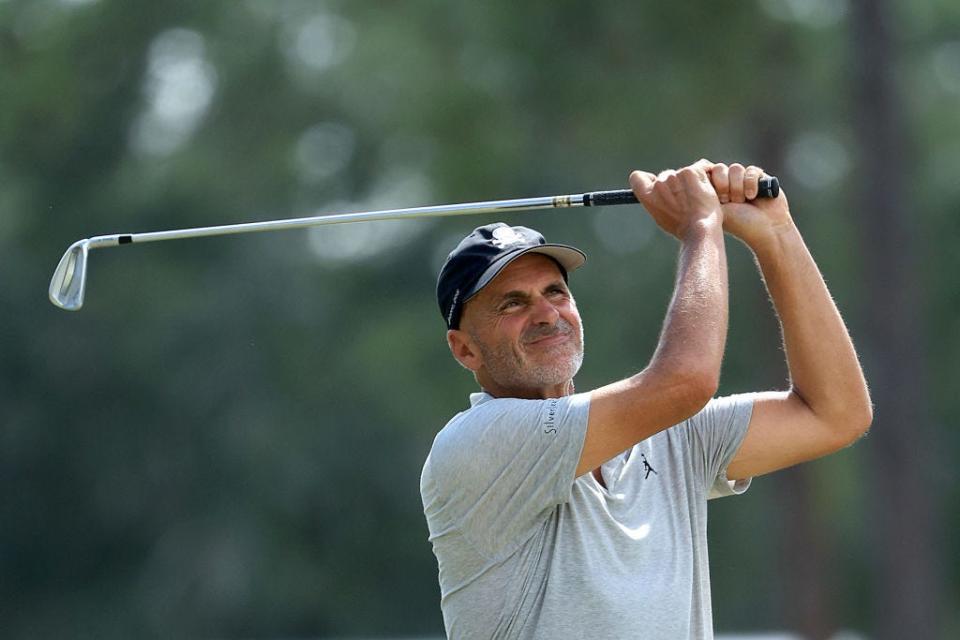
left=649, top=217, right=729, bottom=392
left=753, top=224, right=872, bottom=428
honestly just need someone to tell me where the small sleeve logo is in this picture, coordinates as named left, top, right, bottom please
left=543, top=398, right=559, bottom=435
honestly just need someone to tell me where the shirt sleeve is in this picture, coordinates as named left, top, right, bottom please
left=682, top=393, right=756, bottom=499
left=424, top=393, right=590, bottom=559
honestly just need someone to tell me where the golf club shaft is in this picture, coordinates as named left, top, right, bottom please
left=49, top=177, right=780, bottom=310
left=83, top=178, right=780, bottom=249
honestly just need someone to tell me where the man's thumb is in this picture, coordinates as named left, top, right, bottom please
left=629, top=170, right=656, bottom=196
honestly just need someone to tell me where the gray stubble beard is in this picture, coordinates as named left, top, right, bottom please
left=471, top=318, right=585, bottom=393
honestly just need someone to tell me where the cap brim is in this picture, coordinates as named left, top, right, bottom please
left=462, top=243, right=586, bottom=303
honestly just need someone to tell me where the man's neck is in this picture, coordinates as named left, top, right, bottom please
left=480, top=379, right=575, bottom=400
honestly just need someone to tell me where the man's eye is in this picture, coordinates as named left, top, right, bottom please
left=501, top=300, right=522, bottom=311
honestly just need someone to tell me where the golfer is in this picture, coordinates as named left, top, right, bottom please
left=421, top=160, right=872, bottom=639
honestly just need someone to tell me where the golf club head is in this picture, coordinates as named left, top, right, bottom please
left=49, top=239, right=90, bottom=311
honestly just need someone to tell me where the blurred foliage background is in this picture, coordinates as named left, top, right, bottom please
left=1, top=0, right=958, bottom=638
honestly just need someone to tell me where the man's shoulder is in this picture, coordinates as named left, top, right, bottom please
left=422, top=396, right=524, bottom=493
left=430, top=392, right=592, bottom=463
left=438, top=393, right=590, bottom=439
left=432, top=395, right=526, bottom=453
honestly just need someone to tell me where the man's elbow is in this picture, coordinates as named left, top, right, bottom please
left=634, top=353, right=720, bottom=426
left=695, top=369, right=721, bottom=405
left=848, top=386, right=874, bottom=438
left=830, top=399, right=874, bottom=448
left=671, top=368, right=719, bottom=416
left=851, top=400, right=874, bottom=440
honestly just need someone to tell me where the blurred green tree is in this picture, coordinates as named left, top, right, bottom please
left=1, top=0, right=957, bottom=637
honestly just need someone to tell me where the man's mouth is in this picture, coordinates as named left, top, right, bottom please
left=525, top=331, right=571, bottom=348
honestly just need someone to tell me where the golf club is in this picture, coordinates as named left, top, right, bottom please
left=48, top=177, right=779, bottom=311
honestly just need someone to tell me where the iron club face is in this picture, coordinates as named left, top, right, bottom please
left=49, top=239, right=90, bottom=311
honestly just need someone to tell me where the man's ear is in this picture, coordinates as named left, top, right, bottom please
left=447, top=329, right=482, bottom=372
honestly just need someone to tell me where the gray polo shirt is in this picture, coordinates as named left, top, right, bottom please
left=420, top=391, right=754, bottom=639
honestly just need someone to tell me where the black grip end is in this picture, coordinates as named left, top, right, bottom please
left=757, top=176, right=780, bottom=199
left=584, top=189, right=639, bottom=207
left=584, top=175, right=779, bottom=209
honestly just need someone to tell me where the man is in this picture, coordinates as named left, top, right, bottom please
left=420, top=160, right=872, bottom=639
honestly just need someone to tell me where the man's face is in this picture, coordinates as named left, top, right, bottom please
left=452, top=253, right=584, bottom=397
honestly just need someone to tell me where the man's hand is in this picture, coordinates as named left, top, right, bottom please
left=705, top=162, right=794, bottom=251
left=629, top=159, right=723, bottom=240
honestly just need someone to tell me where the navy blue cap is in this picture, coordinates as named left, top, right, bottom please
left=436, top=223, right=586, bottom=330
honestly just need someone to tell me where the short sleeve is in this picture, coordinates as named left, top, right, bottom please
left=682, top=393, right=756, bottom=500
left=422, top=393, right=590, bottom=559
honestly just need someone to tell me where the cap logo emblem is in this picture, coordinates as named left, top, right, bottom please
left=446, top=288, right=460, bottom=327
left=491, top=227, right=526, bottom=249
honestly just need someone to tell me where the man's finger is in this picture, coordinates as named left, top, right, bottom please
left=728, top=163, right=746, bottom=203
left=678, top=166, right=708, bottom=190
left=710, top=163, right=730, bottom=204
left=692, top=158, right=715, bottom=173
left=629, top=170, right=657, bottom=195
left=743, top=165, right=763, bottom=200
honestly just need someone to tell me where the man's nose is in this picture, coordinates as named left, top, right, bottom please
left=530, top=295, right=560, bottom=324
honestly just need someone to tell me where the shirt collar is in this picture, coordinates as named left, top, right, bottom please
left=469, top=391, right=493, bottom=407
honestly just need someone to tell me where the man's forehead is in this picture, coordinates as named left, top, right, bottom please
left=479, top=253, right=566, bottom=298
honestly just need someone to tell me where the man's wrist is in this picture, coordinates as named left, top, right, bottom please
left=679, top=212, right=723, bottom=242
left=749, top=221, right=803, bottom=264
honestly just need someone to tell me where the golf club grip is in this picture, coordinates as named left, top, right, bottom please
left=584, top=175, right=780, bottom=207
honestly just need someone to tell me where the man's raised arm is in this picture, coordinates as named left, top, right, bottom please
left=709, top=163, right=873, bottom=480
left=577, top=161, right=729, bottom=477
